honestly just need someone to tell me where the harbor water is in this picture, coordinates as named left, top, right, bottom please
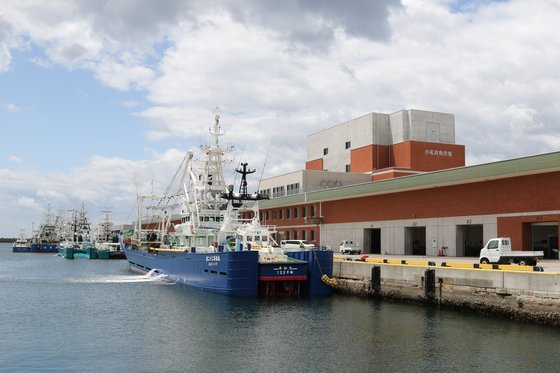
left=1, top=243, right=560, bottom=372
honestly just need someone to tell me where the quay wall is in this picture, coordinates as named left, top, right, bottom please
left=333, top=260, right=560, bottom=326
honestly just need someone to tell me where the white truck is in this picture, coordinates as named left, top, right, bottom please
left=479, top=237, right=543, bottom=266
left=339, top=240, right=362, bottom=255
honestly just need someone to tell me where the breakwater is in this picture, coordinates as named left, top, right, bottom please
left=333, top=259, right=560, bottom=326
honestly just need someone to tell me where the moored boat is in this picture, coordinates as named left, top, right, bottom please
left=92, top=209, right=125, bottom=259
left=12, top=230, right=31, bottom=253
left=57, top=204, right=96, bottom=259
left=122, top=110, right=333, bottom=297
left=29, top=206, right=62, bottom=253
left=96, top=242, right=125, bottom=259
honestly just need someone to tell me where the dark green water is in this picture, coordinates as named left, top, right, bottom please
left=1, top=243, right=559, bottom=372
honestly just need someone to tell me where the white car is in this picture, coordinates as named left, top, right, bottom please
left=340, top=240, right=362, bottom=255
left=280, top=240, right=315, bottom=251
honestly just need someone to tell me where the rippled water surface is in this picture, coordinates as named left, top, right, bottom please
left=1, top=243, right=559, bottom=372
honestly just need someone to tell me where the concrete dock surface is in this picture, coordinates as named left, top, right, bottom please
left=335, top=253, right=560, bottom=272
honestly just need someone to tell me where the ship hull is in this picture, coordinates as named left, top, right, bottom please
left=123, top=247, right=260, bottom=296
left=12, top=246, right=32, bottom=253
left=123, top=246, right=333, bottom=297
left=30, top=243, right=59, bottom=253
left=287, top=250, right=333, bottom=297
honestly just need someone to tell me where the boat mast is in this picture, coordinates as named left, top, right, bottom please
left=200, top=107, right=231, bottom=209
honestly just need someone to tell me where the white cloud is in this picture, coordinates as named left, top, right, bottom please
left=30, top=57, right=52, bottom=68
left=1, top=0, right=560, bottom=236
left=94, top=55, right=156, bottom=90
left=0, top=43, right=11, bottom=71
left=8, top=155, right=22, bottom=163
left=122, top=100, right=140, bottom=109
left=2, top=102, right=20, bottom=112
left=0, top=16, right=15, bottom=71
left=0, top=149, right=187, bottom=235
left=17, top=196, right=41, bottom=210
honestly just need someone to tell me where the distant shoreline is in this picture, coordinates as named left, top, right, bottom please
left=0, top=238, right=16, bottom=243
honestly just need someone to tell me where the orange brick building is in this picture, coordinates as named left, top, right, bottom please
left=257, top=110, right=560, bottom=258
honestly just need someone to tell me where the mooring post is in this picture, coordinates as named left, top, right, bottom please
left=371, top=266, right=381, bottom=294
left=425, top=268, right=436, bottom=300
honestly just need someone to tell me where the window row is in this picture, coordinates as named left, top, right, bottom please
left=272, top=229, right=316, bottom=242
left=259, top=205, right=317, bottom=221
left=260, top=182, right=301, bottom=199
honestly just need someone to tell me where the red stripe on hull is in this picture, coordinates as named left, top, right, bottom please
left=259, top=276, right=307, bottom=281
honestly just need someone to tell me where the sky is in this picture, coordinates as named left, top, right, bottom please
left=1, top=0, right=559, bottom=237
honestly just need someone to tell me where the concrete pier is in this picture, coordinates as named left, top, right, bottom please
left=333, top=258, right=560, bottom=326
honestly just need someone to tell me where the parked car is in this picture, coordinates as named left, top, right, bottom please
left=339, top=240, right=362, bottom=255
left=479, top=237, right=543, bottom=266
left=280, top=240, right=315, bottom=251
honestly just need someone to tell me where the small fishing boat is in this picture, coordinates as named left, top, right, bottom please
left=12, top=230, right=31, bottom=253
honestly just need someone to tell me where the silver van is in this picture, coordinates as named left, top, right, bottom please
left=280, top=240, right=315, bottom=251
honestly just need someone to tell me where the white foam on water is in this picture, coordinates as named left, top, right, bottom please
left=69, top=271, right=171, bottom=284
left=145, top=268, right=158, bottom=277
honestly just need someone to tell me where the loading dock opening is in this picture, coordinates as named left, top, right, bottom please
left=456, top=224, right=483, bottom=257
left=363, top=228, right=381, bottom=254
left=531, top=222, right=559, bottom=259
left=405, top=227, right=426, bottom=255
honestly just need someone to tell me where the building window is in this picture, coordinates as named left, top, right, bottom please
left=323, top=148, right=328, bottom=155
left=311, top=205, right=316, bottom=217
left=345, top=141, right=351, bottom=149
left=286, top=231, right=290, bottom=240
left=272, top=211, right=277, bottom=219
left=294, top=208, right=299, bottom=218
left=302, top=230, right=307, bottom=240
left=294, top=231, right=298, bottom=239
left=302, top=207, right=307, bottom=217
left=265, top=211, right=269, bottom=220
left=259, top=189, right=271, bottom=198
left=273, top=186, right=285, bottom=198
left=287, top=183, right=300, bottom=196
left=286, top=208, right=290, bottom=219
left=311, top=230, right=315, bottom=241
left=279, top=210, right=283, bottom=219
left=345, top=164, right=351, bottom=172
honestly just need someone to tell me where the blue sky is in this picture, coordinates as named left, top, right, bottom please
left=1, top=48, right=148, bottom=171
left=0, top=0, right=559, bottom=237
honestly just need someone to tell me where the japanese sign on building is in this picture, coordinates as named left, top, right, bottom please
left=425, top=149, right=453, bottom=157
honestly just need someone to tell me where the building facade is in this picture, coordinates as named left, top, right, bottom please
left=256, top=110, right=560, bottom=258
left=306, top=109, right=465, bottom=180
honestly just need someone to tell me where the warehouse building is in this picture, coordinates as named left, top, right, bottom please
left=256, top=109, right=560, bottom=258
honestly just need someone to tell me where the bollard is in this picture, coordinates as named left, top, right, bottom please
left=424, top=268, right=436, bottom=300
left=371, top=266, right=381, bottom=293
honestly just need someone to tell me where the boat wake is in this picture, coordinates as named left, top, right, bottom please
left=69, top=270, right=173, bottom=284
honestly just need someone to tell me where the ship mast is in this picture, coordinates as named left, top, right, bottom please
left=199, top=107, right=232, bottom=209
